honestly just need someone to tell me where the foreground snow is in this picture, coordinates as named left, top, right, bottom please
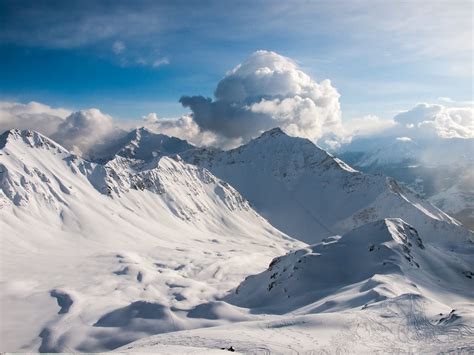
left=121, top=304, right=474, bottom=353
left=123, top=219, right=474, bottom=353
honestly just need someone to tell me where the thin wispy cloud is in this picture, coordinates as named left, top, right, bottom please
left=112, top=40, right=125, bottom=54
left=0, top=0, right=471, bottom=120
left=152, top=57, right=170, bottom=68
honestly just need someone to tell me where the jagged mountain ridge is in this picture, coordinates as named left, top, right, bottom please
left=88, top=127, right=195, bottom=163
left=0, top=129, right=302, bottom=352
left=338, top=136, right=474, bottom=230
left=182, top=128, right=471, bottom=244
left=0, top=129, right=247, bottom=218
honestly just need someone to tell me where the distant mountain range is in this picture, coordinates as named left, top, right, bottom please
left=338, top=135, right=474, bottom=230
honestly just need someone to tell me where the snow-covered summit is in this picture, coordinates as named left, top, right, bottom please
left=0, top=129, right=254, bottom=222
left=184, top=128, right=356, bottom=184
left=89, top=127, right=194, bottom=162
left=183, top=128, right=468, bottom=244
left=0, top=128, right=69, bottom=153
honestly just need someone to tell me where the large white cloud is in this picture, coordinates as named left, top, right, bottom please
left=393, top=103, right=473, bottom=139
left=142, top=113, right=242, bottom=149
left=180, top=50, right=343, bottom=144
left=0, top=101, right=121, bottom=156
left=52, top=109, right=121, bottom=155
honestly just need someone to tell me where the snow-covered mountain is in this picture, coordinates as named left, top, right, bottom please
left=228, top=218, right=473, bottom=312
left=338, top=136, right=421, bottom=167
left=183, top=128, right=470, bottom=244
left=88, top=127, right=195, bottom=162
left=339, top=136, right=474, bottom=168
left=120, top=218, right=474, bottom=353
left=0, top=129, right=301, bottom=352
left=1, top=128, right=472, bottom=353
left=429, top=181, right=474, bottom=231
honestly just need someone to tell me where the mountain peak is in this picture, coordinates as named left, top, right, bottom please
left=258, top=127, right=286, bottom=138
left=0, top=129, right=67, bottom=152
left=132, top=126, right=154, bottom=137
left=242, top=127, right=357, bottom=175
left=347, top=218, right=423, bottom=247
left=88, top=127, right=195, bottom=162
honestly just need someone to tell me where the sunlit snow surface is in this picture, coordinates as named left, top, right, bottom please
left=1, top=129, right=473, bottom=353
left=123, top=219, right=474, bottom=353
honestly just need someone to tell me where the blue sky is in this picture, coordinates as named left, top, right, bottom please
left=0, top=0, right=472, bottom=121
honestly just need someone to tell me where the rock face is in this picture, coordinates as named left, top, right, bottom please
left=183, top=128, right=470, bottom=244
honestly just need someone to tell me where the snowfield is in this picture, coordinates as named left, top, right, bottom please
left=121, top=219, right=474, bottom=353
left=1, top=128, right=473, bottom=353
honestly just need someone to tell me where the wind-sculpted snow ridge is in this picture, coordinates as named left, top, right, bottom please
left=122, top=218, right=474, bottom=353
left=227, top=218, right=474, bottom=312
left=182, top=128, right=471, bottom=245
left=0, top=129, right=302, bottom=352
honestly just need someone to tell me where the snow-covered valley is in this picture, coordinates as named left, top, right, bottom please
left=1, top=128, right=473, bottom=353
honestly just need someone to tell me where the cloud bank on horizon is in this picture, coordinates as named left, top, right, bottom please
left=177, top=50, right=473, bottom=147
left=0, top=50, right=472, bottom=156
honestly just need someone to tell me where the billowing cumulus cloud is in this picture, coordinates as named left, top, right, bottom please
left=393, top=103, right=473, bottom=139
left=180, top=50, right=343, bottom=144
left=142, top=113, right=241, bottom=149
left=0, top=101, right=121, bottom=156
left=52, top=109, right=121, bottom=155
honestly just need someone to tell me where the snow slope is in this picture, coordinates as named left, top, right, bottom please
left=429, top=181, right=474, bottom=231
left=228, top=218, right=473, bottom=312
left=121, top=218, right=474, bottom=353
left=183, top=128, right=470, bottom=244
left=0, top=129, right=302, bottom=352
